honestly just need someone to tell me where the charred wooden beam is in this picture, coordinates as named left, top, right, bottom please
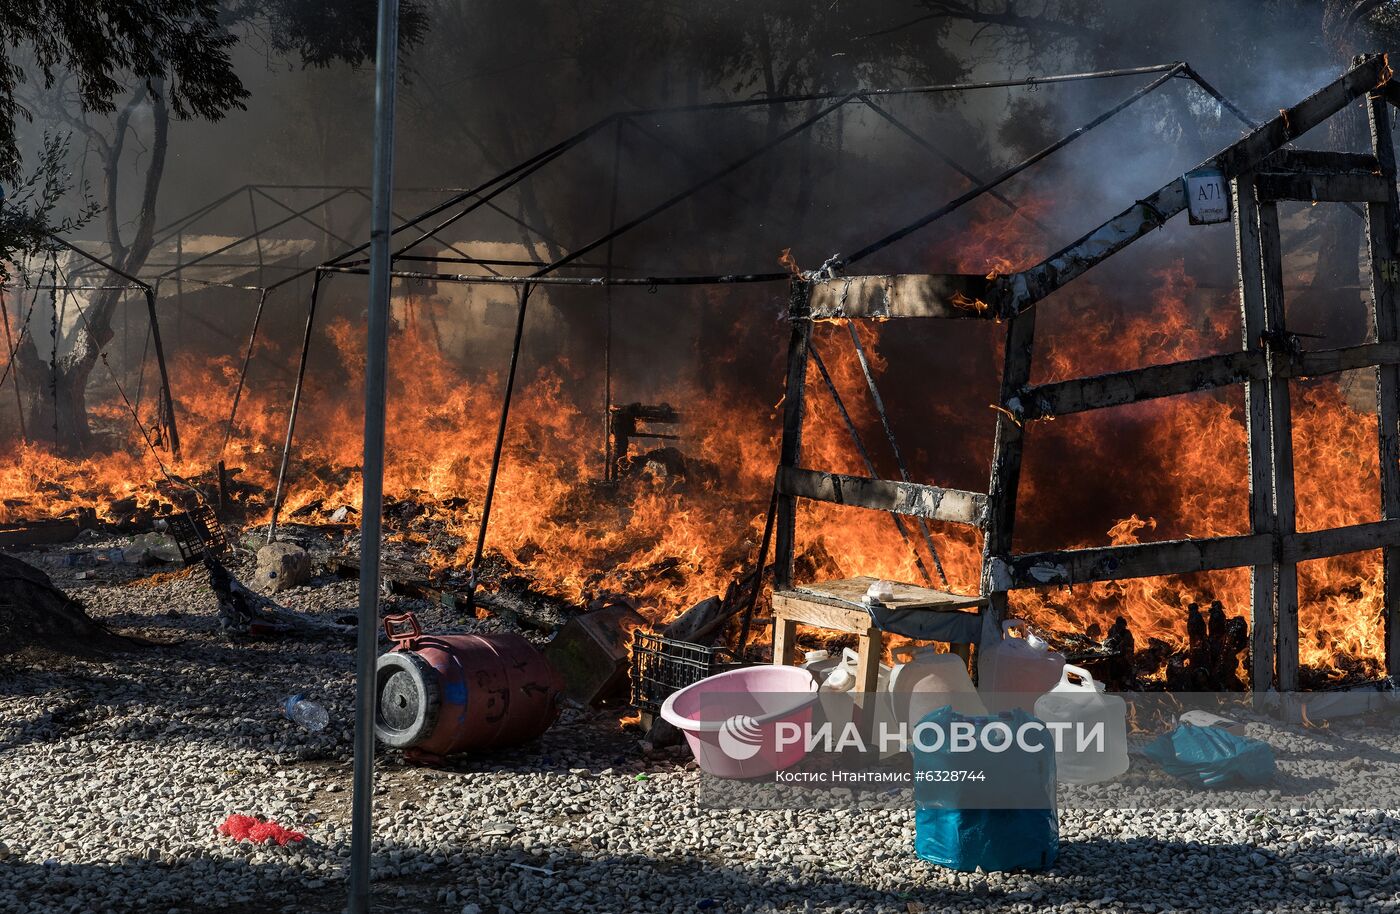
left=1366, top=86, right=1400, bottom=678
left=988, top=532, right=1274, bottom=589
left=776, top=466, right=987, bottom=527
left=1259, top=149, right=1381, bottom=174
left=1016, top=342, right=1400, bottom=419
left=1001, top=54, right=1392, bottom=313
left=987, top=519, right=1400, bottom=590
left=1295, top=342, right=1400, bottom=375
left=1255, top=170, right=1392, bottom=203
left=806, top=273, right=996, bottom=320
left=1288, top=518, right=1400, bottom=563
left=0, top=516, right=95, bottom=549
left=774, top=282, right=813, bottom=593
left=1381, top=79, right=1400, bottom=112
left=979, top=308, right=1037, bottom=648
left=1019, top=351, right=1264, bottom=419
left=1257, top=200, right=1302, bottom=693
left=1235, top=173, right=1277, bottom=693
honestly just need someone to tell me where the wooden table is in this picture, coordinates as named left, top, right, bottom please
left=770, top=576, right=985, bottom=693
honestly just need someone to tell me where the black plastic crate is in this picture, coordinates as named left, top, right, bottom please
left=630, top=631, right=731, bottom=713
left=166, top=505, right=229, bottom=565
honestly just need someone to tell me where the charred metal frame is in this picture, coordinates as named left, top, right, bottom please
left=263, top=62, right=1217, bottom=547
left=606, top=402, right=682, bottom=482
left=774, top=53, right=1400, bottom=692
left=106, top=56, right=1391, bottom=676
left=43, top=54, right=1394, bottom=691
left=45, top=235, right=181, bottom=457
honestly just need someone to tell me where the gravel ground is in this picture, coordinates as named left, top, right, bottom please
left=4, top=533, right=1400, bottom=914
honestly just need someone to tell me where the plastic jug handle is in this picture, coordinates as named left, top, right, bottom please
left=891, top=644, right=923, bottom=663
left=1060, top=663, right=1096, bottom=690
left=1001, top=619, right=1027, bottom=639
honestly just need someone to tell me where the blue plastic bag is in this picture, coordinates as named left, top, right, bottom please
left=912, top=706, right=1058, bottom=872
left=1142, top=722, right=1275, bottom=787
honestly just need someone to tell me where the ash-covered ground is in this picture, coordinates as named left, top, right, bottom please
left=3, top=532, right=1400, bottom=914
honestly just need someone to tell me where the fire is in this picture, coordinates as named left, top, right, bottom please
left=0, top=193, right=1387, bottom=682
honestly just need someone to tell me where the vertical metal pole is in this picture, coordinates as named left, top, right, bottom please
left=349, top=0, right=398, bottom=910
left=49, top=276, right=57, bottom=449
left=267, top=270, right=323, bottom=543
left=144, top=286, right=180, bottom=458
left=602, top=119, right=623, bottom=481
left=221, top=287, right=269, bottom=458
left=248, top=187, right=267, bottom=288
left=175, top=231, right=186, bottom=341
left=467, top=281, right=534, bottom=603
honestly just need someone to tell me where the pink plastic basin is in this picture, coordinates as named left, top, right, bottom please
left=660, top=665, right=818, bottom=778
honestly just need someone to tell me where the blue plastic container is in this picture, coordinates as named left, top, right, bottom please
left=912, top=706, right=1058, bottom=872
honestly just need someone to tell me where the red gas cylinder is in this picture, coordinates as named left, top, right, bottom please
left=374, top=612, right=562, bottom=763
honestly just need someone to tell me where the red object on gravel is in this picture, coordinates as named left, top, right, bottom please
left=217, top=814, right=306, bottom=846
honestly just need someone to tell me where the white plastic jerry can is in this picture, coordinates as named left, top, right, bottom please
left=820, top=647, right=890, bottom=693
left=888, top=645, right=987, bottom=722
left=978, top=619, right=1066, bottom=712
left=1033, top=664, right=1129, bottom=784
left=801, top=650, right=839, bottom=684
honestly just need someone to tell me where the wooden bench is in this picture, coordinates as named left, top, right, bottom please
left=771, top=575, right=985, bottom=693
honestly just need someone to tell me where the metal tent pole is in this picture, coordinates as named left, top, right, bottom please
left=143, top=285, right=180, bottom=458
left=266, top=270, right=323, bottom=544
left=466, top=281, right=534, bottom=607
left=349, top=0, right=398, bottom=910
left=221, top=287, right=269, bottom=458
left=602, top=118, right=623, bottom=480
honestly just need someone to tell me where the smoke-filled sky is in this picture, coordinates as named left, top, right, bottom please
left=35, top=0, right=1352, bottom=260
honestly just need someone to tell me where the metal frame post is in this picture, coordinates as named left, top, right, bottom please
left=466, top=282, right=535, bottom=602
left=267, top=270, right=324, bottom=543
left=221, top=287, right=269, bottom=457
left=602, top=118, right=624, bottom=480
left=143, top=286, right=180, bottom=458
left=349, top=1, right=399, bottom=910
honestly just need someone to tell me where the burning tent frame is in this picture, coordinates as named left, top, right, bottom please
left=774, top=52, right=1400, bottom=694
left=34, top=55, right=1394, bottom=693
left=269, top=54, right=1400, bottom=691
left=0, top=235, right=182, bottom=458
left=248, top=61, right=1253, bottom=577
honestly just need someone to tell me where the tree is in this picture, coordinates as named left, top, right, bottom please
left=0, top=132, right=98, bottom=272
left=1, top=0, right=424, bottom=453
left=0, top=3, right=243, bottom=450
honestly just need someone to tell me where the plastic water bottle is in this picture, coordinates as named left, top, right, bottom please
left=283, top=695, right=329, bottom=732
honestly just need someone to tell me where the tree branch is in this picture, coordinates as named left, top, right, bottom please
left=880, top=0, right=1111, bottom=49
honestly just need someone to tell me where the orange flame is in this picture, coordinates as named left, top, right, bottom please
left=0, top=192, right=1385, bottom=681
